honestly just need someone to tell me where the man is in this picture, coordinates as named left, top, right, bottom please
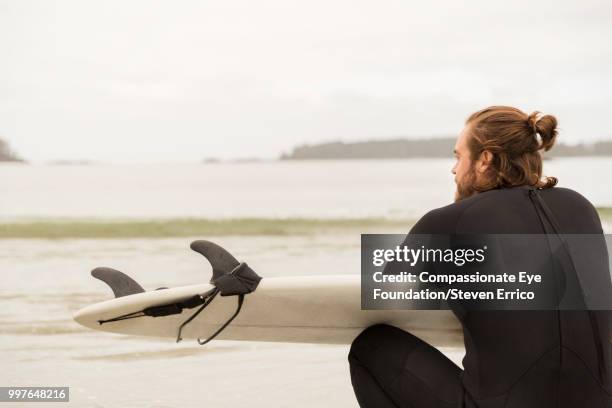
left=349, top=106, right=612, bottom=407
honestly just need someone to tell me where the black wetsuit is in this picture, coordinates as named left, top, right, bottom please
left=349, top=186, right=612, bottom=407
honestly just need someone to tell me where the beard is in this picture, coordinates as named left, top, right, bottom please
left=454, top=164, right=479, bottom=202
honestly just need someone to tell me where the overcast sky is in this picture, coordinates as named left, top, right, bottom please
left=1, top=0, right=611, bottom=162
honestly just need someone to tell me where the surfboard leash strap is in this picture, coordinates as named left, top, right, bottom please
left=97, top=287, right=219, bottom=325
left=175, top=287, right=220, bottom=342
left=196, top=294, right=244, bottom=346
left=176, top=261, right=261, bottom=344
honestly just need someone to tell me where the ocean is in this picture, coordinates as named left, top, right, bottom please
left=1, top=158, right=610, bottom=407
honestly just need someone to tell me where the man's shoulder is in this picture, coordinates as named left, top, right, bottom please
left=410, top=186, right=599, bottom=234
left=410, top=189, right=500, bottom=233
left=541, top=186, right=594, bottom=208
left=540, top=187, right=601, bottom=230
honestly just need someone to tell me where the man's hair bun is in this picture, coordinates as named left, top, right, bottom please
left=528, top=111, right=558, bottom=151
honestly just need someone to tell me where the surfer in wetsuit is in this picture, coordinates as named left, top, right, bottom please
left=348, top=106, right=612, bottom=407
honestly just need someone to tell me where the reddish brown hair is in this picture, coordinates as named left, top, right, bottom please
left=466, top=106, right=558, bottom=191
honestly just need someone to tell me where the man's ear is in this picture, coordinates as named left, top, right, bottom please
left=476, top=150, right=493, bottom=174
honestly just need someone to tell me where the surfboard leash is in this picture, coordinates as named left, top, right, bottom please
left=175, top=287, right=220, bottom=342
left=176, top=261, right=259, bottom=345
left=96, top=287, right=218, bottom=325
left=97, top=261, right=261, bottom=347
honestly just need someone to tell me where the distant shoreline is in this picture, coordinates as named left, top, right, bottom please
left=280, top=138, right=612, bottom=160
left=5, top=137, right=612, bottom=165
left=0, top=138, right=23, bottom=162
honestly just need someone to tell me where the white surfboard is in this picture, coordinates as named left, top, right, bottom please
left=74, top=240, right=463, bottom=346
left=73, top=274, right=463, bottom=346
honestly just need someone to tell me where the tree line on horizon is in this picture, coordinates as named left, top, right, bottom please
left=3, top=136, right=611, bottom=163
left=280, top=138, right=612, bottom=160
left=0, top=138, right=22, bottom=162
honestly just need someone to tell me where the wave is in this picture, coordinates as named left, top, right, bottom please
left=0, top=217, right=414, bottom=239
left=1, top=208, right=610, bottom=239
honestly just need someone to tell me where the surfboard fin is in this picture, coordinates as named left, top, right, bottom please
left=91, top=267, right=146, bottom=298
left=190, top=240, right=262, bottom=296
left=190, top=240, right=241, bottom=282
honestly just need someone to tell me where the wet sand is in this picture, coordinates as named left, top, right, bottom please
left=1, top=235, right=464, bottom=407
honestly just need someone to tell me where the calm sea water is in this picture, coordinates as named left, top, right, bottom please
left=0, top=235, right=371, bottom=408
left=1, top=158, right=611, bottom=219
left=1, top=158, right=611, bottom=407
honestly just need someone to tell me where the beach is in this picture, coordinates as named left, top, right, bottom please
left=2, top=158, right=610, bottom=407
